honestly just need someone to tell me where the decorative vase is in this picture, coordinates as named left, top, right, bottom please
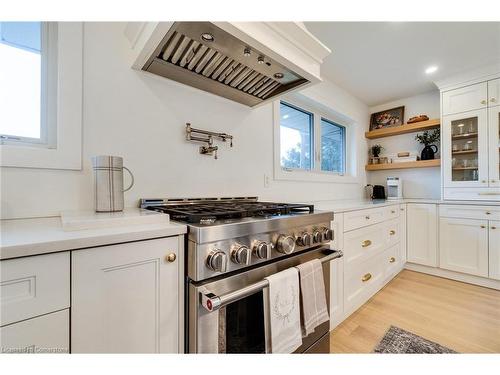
left=421, top=144, right=438, bottom=160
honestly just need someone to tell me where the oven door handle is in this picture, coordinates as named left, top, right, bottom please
left=199, top=250, right=343, bottom=312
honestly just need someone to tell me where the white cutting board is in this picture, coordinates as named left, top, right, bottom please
left=60, top=208, right=169, bottom=231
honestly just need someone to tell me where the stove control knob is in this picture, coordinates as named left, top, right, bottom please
left=206, top=250, right=228, bottom=272
left=276, top=235, right=296, bottom=254
left=231, top=244, right=251, bottom=265
left=296, top=233, right=313, bottom=247
left=313, top=230, right=323, bottom=243
left=323, top=228, right=334, bottom=241
left=253, top=241, right=272, bottom=260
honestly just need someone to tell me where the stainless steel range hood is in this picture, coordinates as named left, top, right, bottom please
left=126, top=22, right=331, bottom=107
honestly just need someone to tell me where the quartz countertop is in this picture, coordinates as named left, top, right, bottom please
left=312, top=198, right=500, bottom=213
left=0, top=208, right=186, bottom=260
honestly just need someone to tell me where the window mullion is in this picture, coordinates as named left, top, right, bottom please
left=313, top=113, right=321, bottom=172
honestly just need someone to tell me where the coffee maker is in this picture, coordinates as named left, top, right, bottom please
left=387, top=177, right=403, bottom=200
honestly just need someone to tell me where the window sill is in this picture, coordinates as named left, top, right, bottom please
left=274, top=167, right=360, bottom=184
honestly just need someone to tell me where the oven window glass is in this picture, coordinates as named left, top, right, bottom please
left=224, top=291, right=265, bottom=353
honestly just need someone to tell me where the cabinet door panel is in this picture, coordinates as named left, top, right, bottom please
left=71, top=237, right=180, bottom=353
left=442, top=82, right=487, bottom=115
left=0, top=309, right=69, bottom=353
left=439, top=218, right=488, bottom=277
left=489, top=220, right=500, bottom=280
left=488, top=78, right=500, bottom=107
left=442, top=109, right=488, bottom=188
left=407, top=204, right=438, bottom=267
left=488, top=106, right=500, bottom=187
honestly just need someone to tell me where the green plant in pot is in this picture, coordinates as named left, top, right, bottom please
left=371, top=144, right=384, bottom=158
left=415, top=129, right=440, bottom=160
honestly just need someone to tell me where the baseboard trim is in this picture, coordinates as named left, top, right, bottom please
left=404, top=263, right=500, bottom=290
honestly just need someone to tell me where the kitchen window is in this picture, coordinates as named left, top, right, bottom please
left=0, top=22, right=56, bottom=146
left=0, top=22, right=83, bottom=170
left=274, top=99, right=353, bottom=183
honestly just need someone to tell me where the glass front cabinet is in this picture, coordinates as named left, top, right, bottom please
left=442, top=78, right=500, bottom=200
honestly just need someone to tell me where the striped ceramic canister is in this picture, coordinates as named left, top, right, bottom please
left=92, top=156, right=134, bottom=212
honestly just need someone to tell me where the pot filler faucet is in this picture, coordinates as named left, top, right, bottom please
left=185, top=123, right=233, bottom=159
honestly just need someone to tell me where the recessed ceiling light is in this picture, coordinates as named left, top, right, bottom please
left=425, top=66, right=438, bottom=74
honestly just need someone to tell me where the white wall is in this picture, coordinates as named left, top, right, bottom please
left=367, top=91, right=441, bottom=199
left=0, top=22, right=369, bottom=220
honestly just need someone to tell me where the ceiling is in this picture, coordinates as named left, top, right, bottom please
left=304, top=22, right=500, bottom=106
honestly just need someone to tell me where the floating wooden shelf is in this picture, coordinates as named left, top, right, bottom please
left=365, top=159, right=441, bottom=171
left=365, top=118, right=440, bottom=139
left=452, top=150, right=477, bottom=155
left=452, top=132, right=478, bottom=140
left=452, top=167, right=478, bottom=171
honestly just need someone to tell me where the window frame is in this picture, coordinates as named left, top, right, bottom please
left=320, top=117, right=346, bottom=175
left=0, top=22, right=83, bottom=170
left=273, top=98, right=359, bottom=184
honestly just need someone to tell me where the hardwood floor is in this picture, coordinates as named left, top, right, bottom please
left=330, top=270, right=500, bottom=353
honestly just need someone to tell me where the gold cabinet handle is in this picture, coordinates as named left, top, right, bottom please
left=361, top=240, right=372, bottom=247
left=400, top=208, right=405, bottom=211
left=389, top=257, right=396, bottom=263
left=481, top=100, right=487, bottom=105
left=365, top=215, right=370, bottom=220
left=482, top=180, right=487, bottom=183
left=166, top=253, right=177, bottom=262
left=391, top=210, right=396, bottom=214
left=491, top=98, right=497, bottom=103
left=492, top=226, right=497, bottom=230
left=492, top=180, right=497, bottom=183
left=362, top=273, right=372, bottom=282
left=389, top=230, right=396, bottom=235
left=480, top=225, right=486, bottom=229
left=486, top=211, right=491, bottom=215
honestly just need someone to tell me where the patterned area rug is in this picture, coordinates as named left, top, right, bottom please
left=373, top=326, right=457, bottom=354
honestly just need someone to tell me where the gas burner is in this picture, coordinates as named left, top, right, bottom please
left=142, top=198, right=314, bottom=224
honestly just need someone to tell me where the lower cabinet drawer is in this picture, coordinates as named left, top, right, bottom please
left=0, top=309, right=69, bottom=354
left=382, top=243, right=400, bottom=280
left=344, top=256, right=384, bottom=315
left=344, top=207, right=386, bottom=232
left=1, top=252, right=70, bottom=326
left=343, top=223, right=385, bottom=271
left=385, top=218, right=401, bottom=247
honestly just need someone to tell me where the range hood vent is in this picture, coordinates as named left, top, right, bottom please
left=141, top=22, right=310, bottom=107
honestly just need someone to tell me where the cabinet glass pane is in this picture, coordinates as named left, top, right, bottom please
left=450, top=116, right=479, bottom=181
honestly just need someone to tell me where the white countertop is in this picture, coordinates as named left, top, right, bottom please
left=312, top=198, right=500, bottom=213
left=0, top=209, right=187, bottom=260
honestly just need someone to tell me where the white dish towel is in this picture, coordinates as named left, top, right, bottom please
left=265, top=267, right=302, bottom=353
left=295, top=259, right=330, bottom=337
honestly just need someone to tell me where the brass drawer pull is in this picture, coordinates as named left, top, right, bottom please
left=492, top=226, right=497, bottom=230
left=389, top=257, right=396, bottom=263
left=486, top=211, right=491, bottom=215
left=166, top=253, right=177, bottom=262
left=400, top=208, right=404, bottom=211
left=389, top=230, right=396, bottom=235
left=391, top=210, right=396, bottom=214
left=481, top=99, right=487, bottom=105
left=361, top=240, right=372, bottom=247
left=480, top=225, right=486, bottom=229
left=362, top=273, right=372, bottom=282
left=365, top=215, right=370, bottom=220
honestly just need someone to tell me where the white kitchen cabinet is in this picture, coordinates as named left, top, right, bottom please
left=0, top=252, right=70, bottom=327
left=439, top=217, right=489, bottom=277
left=442, top=109, right=489, bottom=188
left=329, top=213, right=344, bottom=329
left=0, top=309, right=69, bottom=354
left=488, top=105, right=500, bottom=187
left=489, top=221, right=500, bottom=280
left=489, top=78, right=500, bottom=107
left=407, top=204, right=438, bottom=267
left=71, top=236, right=183, bottom=353
left=399, top=204, right=407, bottom=264
left=442, top=82, right=488, bottom=115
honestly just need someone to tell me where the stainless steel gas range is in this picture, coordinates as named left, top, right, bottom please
left=140, top=197, right=342, bottom=354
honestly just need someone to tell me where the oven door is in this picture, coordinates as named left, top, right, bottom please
left=188, top=247, right=342, bottom=353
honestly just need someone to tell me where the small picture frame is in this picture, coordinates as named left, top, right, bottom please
left=369, top=106, right=405, bottom=131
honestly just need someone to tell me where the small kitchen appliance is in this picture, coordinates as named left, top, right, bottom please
left=366, top=184, right=386, bottom=200
left=387, top=177, right=403, bottom=200
left=140, top=197, right=341, bottom=354
left=92, top=156, right=134, bottom=212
